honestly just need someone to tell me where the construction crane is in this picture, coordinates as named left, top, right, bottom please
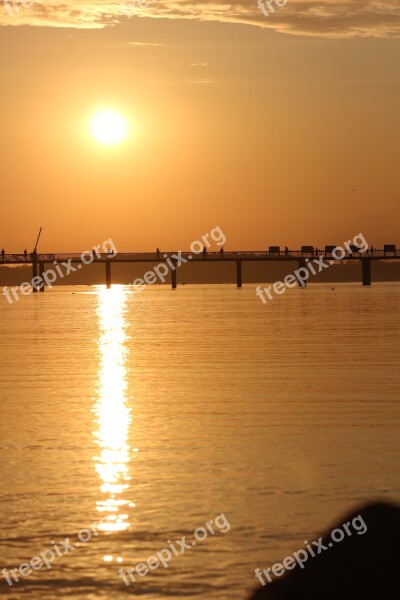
left=33, top=227, right=43, bottom=254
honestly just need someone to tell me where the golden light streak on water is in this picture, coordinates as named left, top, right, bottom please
left=93, top=286, right=133, bottom=534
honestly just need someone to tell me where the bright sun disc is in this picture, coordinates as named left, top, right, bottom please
left=91, top=111, right=127, bottom=144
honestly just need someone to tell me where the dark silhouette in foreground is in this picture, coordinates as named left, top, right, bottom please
left=250, top=501, right=400, bottom=600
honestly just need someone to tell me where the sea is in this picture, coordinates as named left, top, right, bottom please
left=0, top=283, right=399, bottom=599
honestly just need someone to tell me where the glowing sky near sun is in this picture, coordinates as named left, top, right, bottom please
left=0, top=2, right=399, bottom=251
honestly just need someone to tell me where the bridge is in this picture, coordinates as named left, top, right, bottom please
left=0, top=245, right=399, bottom=291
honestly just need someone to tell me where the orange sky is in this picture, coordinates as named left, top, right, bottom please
left=0, top=2, right=399, bottom=251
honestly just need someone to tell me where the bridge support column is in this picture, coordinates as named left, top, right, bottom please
left=39, top=262, right=45, bottom=292
left=171, top=260, right=177, bottom=289
left=32, top=251, right=38, bottom=293
left=297, top=258, right=307, bottom=287
left=106, top=261, right=112, bottom=289
left=362, top=258, right=372, bottom=286
left=236, top=260, right=242, bottom=288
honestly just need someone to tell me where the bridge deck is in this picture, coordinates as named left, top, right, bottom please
left=0, top=249, right=398, bottom=264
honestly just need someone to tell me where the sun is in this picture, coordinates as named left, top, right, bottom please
left=91, top=110, right=128, bottom=144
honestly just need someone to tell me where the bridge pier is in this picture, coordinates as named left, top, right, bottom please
left=32, top=251, right=38, bottom=293
left=362, top=258, right=372, bottom=286
left=236, top=260, right=242, bottom=288
left=297, top=258, right=307, bottom=286
left=106, top=261, right=112, bottom=289
left=39, top=262, right=45, bottom=292
left=171, top=260, right=177, bottom=289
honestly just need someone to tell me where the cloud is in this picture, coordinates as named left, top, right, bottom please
left=1, top=1, right=400, bottom=38
left=127, top=41, right=164, bottom=45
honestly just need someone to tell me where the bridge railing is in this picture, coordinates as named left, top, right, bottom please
left=0, top=253, right=57, bottom=263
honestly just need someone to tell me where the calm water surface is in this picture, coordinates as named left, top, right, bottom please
left=0, top=283, right=399, bottom=599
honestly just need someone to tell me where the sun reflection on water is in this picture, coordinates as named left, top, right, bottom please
left=94, top=286, right=133, bottom=533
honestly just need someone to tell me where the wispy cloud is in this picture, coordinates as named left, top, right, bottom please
left=190, top=78, right=214, bottom=84
left=127, top=41, right=164, bottom=45
left=1, top=1, right=400, bottom=38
